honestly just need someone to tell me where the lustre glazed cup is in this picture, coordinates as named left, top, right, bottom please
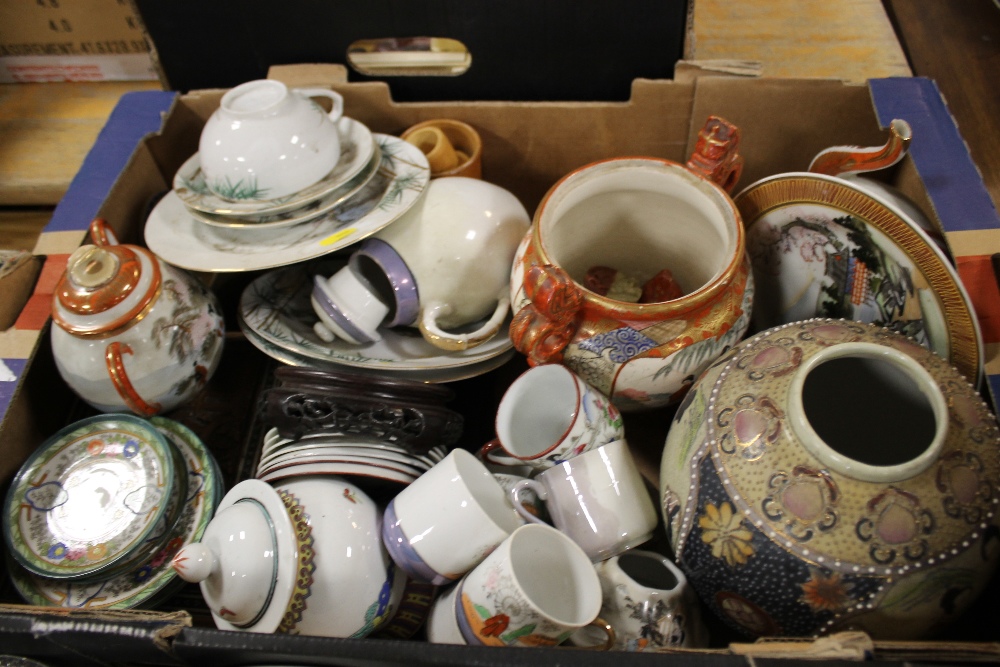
left=312, top=177, right=530, bottom=350
left=509, top=439, right=657, bottom=560
left=452, top=523, right=614, bottom=648
left=199, top=79, right=345, bottom=200
left=381, top=449, right=522, bottom=585
left=50, top=219, right=225, bottom=416
left=660, top=318, right=1000, bottom=640
left=509, top=116, right=753, bottom=412
left=492, top=364, right=624, bottom=470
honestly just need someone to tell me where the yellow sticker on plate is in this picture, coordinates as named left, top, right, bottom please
left=320, top=228, right=357, bottom=246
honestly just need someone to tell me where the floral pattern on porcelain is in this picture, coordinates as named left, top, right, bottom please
left=457, top=570, right=570, bottom=647
left=660, top=319, right=1000, bottom=639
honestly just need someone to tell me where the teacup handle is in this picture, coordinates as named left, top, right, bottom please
left=418, top=293, right=510, bottom=352
left=296, top=88, right=345, bottom=124
left=578, top=617, right=616, bottom=651
left=509, top=263, right=584, bottom=366
left=510, top=478, right=549, bottom=526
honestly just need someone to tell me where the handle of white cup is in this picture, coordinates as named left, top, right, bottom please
left=296, top=88, right=344, bottom=124
left=418, top=293, right=510, bottom=352
left=578, top=617, right=616, bottom=651
left=510, top=478, right=549, bottom=526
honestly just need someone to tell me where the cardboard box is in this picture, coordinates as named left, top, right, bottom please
left=1, top=64, right=999, bottom=664
left=0, top=0, right=156, bottom=82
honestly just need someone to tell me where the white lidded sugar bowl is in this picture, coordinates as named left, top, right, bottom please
left=50, top=219, right=225, bottom=416
left=172, top=477, right=404, bottom=638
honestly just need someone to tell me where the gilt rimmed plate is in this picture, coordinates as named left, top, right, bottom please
left=146, top=134, right=429, bottom=273
left=239, top=260, right=514, bottom=373
left=189, top=143, right=383, bottom=230
left=734, top=172, right=982, bottom=385
left=8, top=417, right=222, bottom=610
left=2, top=415, right=177, bottom=581
left=257, top=460, right=418, bottom=487
left=173, top=116, right=375, bottom=216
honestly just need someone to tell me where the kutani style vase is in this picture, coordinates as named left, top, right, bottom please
left=51, top=219, right=225, bottom=415
left=509, top=117, right=753, bottom=411
left=660, top=318, right=1000, bottom=640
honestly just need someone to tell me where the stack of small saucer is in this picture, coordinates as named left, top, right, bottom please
left=254, top=366, right=463, bottom=492
left=2, top=414, right=221, bottom=610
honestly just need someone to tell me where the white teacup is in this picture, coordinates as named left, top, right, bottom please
left=311, top=177, right=530, bottom=350
left=494, top=364, right=624, bottom=470
left=381, top=449, right=521, bottom=585
left=446, top=523, right=614, bottom=648
left=509, top=439, right=658, bottom=560
left=199, top=79, right=344, bottom=201
left=576, top=550, right=707, bottom=651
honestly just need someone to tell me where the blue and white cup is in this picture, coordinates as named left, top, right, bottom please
left=381, top=449, right=521, bottom=585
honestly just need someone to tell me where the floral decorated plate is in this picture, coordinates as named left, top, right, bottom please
left=8, top=417, right=222, bottom=609
left=735, top=172, right=982, bottom=385
left=146, top=134, right=429, bottom=273
left=188, top=143, right=382, bottom=230
left=239, top=260, right=514, bottom=374
left=173, top=116, right=375, bottom=215
left=2, top=415, right=177, bottom=582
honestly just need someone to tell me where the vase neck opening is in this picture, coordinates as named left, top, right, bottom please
left=616, top=551, right=680, bottom=591
left=788, top=341, right=948, bottom=483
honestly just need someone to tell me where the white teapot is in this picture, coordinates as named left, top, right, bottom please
left=50, top=219, right=225, bottom=415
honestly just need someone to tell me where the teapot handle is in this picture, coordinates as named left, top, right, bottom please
left=509, top=263, right=584, bottom=366
left=807, top=118, right=912, bottom=177
left=106, top=341, right=162, bottom=416
left=89, top=218, right=120, bottom=246
left=685, top=115, right=744, bottom=193
left=418, top=293, right=510, bottom=352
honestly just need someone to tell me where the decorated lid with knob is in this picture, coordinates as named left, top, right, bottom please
left=171, top=479, right=297, bottom=633
left=52, top=219, right=162, bottom=337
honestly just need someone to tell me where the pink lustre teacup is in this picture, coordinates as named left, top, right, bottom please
left=509, top=439, right=658, bottom=560
left=381, top=449, right=521, bottom=585
left=492, top=364, right=624, bottom=470
left=509, top=116, right=753, bottom=412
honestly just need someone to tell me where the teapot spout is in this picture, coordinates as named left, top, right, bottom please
left=808, top=118, right=912, bottom=177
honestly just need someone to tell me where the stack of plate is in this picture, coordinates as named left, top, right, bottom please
left=3, top=415, right=222, bottom=610
left=144, top=117, right=431, bottom=274
left=256, top=428, right=447, bottom=487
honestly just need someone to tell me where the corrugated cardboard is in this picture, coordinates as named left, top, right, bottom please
left=0, top=0, right=155, bottom=82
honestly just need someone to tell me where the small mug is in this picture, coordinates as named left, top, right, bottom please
left=494, top=364, right=624, bottom=470
left=579, top=550, right=707, bottom=651
left=381, top=449, right=521, bottom=585
left=449, top=523, right=615, bottom=648
left=199, top=79, right=345, bottom=200
left=509, top=439, right=658, bottom=561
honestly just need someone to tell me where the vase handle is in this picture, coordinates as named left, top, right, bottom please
left=509, top=264, right=584, bottom=366
left=807, top=118, right=912, bottom=177
left=685, top=115, right=744, bottom=193
left=106, top=341, right=162, bottom=416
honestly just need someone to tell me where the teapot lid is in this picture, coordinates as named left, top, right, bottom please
left=52, top=220, right=162, bottom=336
left=172, top=479, right=297, bottom=632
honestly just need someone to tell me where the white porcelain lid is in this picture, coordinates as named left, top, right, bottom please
left=172, top=479, right=295, bottom=632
